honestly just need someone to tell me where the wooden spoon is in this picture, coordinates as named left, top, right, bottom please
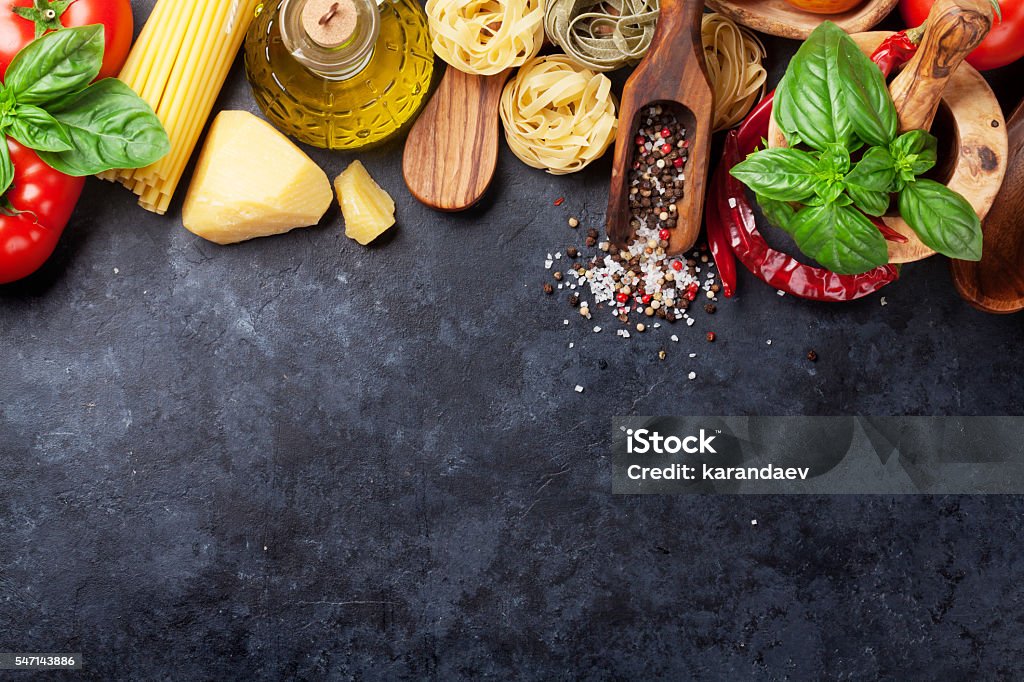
left=950, top=99, right=1024, bottom=313
left=889, top=0, right=993, bottom=133
left=605, top=0, right=713, bottom=255
left=402, top=66, right=512, bottom=212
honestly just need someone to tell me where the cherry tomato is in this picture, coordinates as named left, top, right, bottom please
left=900, top=0, right=1024, bottom=70
left=0, top=139, right=84, bottom=284
left=0, top=0, right=133, bottom=80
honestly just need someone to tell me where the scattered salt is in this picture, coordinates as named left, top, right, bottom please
left=687, top=371, right=696, bottom=380
left=671, top=335, right=679, bottom=342
left=574, top=385, right=584, bottom=393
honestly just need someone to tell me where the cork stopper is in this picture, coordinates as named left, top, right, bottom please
left=301, top=0, right=357, bottom=48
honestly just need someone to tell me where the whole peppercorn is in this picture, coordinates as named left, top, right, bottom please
left=658, top=349, right=667, bottom=361
left=704, top=303, right=716, bottom=314
left=566, top=246, right=579, bottom=258
left=568, top=294, right=579, bottom=307
left=585, top=236, right=597, bottom=248
left=807, top=350, right=818, bottom=362
left=706, top=331, right=716, bottom=342
left=553, top=271, right=563, bottom=281
left=542, top=283, right=554, bottom=295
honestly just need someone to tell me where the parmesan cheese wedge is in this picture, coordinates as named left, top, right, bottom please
left=182, top=111, right=332, bottom=245
left=335, top=161, right=396, bottom=245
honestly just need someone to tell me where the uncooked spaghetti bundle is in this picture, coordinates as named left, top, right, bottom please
left=499, top=55, right=618, bottom=175
left=101, top=0, right=261, bottom=214
left=426, top=0, right=545, bottom=75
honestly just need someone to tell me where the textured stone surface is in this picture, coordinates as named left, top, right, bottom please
left=1, top=3, right=1023, bottom=678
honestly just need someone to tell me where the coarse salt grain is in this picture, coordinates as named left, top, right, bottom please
left=575, top=385, right=584, bottom=393
left=766, top=339, right=772, bottom=345
left=686, top=318, right=694, bottom=326
left=728, top=198, right=737, bottom=208
left=689, top=353, right=696, bottom=358
left=688, top=371, right=696, bottom=380
left=671, top=335, right=679, bottom=342
left=568, top=342, right=574, bottom=348
left=593, top=326, right=602, bottom=333
left=881, top=297, right=888, bottom=306
left=777, top=290, right=786, bottom=296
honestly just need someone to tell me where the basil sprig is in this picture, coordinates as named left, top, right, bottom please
left=731, top=21, right=983, bottom=274
left=0, top=25, right=169, bottom=194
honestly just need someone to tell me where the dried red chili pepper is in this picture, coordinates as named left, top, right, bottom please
left=870, top=216, right=910, bottom=243
left=705, top=162, right=736, bottom=297
left=869, top=26, right=924, bottom=78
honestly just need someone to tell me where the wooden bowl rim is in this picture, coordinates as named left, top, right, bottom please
left=703, top=0, right=898, bottom=40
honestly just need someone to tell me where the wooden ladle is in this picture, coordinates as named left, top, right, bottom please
left=950, top=99, right=1024, bottom=313
left=605, top=0, right=713, bottom=255
left=402, top=66, right=512, bottom=212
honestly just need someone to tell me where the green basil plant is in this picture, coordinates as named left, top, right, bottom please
left=0, top=25, right=169, bottom=193
left=730, top=21, right=982, bottom=275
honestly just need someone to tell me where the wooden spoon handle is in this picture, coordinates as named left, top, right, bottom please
left=889, top=0, right=993, bottom=132
left=402, top=67, right=512, bottom=212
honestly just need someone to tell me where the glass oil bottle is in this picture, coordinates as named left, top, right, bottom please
left=244, top=0, right=434, bottom=150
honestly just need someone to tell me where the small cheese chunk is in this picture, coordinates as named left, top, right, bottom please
left=182, top=111, right=332, bottom=245
left=335, top=161, right=395, bottom=245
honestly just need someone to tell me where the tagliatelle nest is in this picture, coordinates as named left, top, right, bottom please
left=499, top=55, right=618, bottom=175
left=425, top=0, right=544, bottom=76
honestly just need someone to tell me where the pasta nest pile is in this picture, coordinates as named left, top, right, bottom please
left=426, top=0, right=545, bottom=75
left=499, top=55, right=618, bottom=175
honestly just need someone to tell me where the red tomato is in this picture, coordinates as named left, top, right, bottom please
left=0, top=0, right=133, bottom=80
left=900, top=0, right=1024, bottom=71
left=0, top=139, right=84, bottom=284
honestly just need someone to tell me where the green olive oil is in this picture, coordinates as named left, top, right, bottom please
left=244, top=0, right=433, bottom=150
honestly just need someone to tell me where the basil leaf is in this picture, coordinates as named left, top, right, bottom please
left=890, top=130, right=938, bottom=181
left=837, top=36, right=898, bottom=147
left=790, top=202, right=889, bottom=274
left=845, top=146, right=895, bottom=216
left=37, top=79, right=170, bottom=176
left=729, top=147, right=819, bottom=202
left=0, top=138, right=12, bottom=195
left=7, top=104, right=73, bottom=152
left=774, top=22, right=854, bottom=152
left=4, top=25, right=103, bottom=106
left=898, top=178, right=982, bottom=260
left=756, top=193, right=796, bottom=231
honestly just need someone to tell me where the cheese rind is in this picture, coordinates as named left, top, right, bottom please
left=335, top=161, right=396, bottom=245
left=182, top=111, right=332, bottom=245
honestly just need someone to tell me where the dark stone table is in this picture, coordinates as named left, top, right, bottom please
left=1, top=3, right=1022, bottom=678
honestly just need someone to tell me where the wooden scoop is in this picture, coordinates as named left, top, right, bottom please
left=950, top=99, right=1024, bottom=313
left=605, top=0, right=713, bottom=255
left=403, top=66, right=512, bottom=212
left=889, top=0, right=993, bottom=133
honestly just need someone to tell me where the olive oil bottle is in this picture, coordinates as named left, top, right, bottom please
left=244, top=0, right=433, bottom=150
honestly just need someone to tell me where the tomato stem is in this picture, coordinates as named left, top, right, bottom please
left=11, top=0, right=75, bottom=39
